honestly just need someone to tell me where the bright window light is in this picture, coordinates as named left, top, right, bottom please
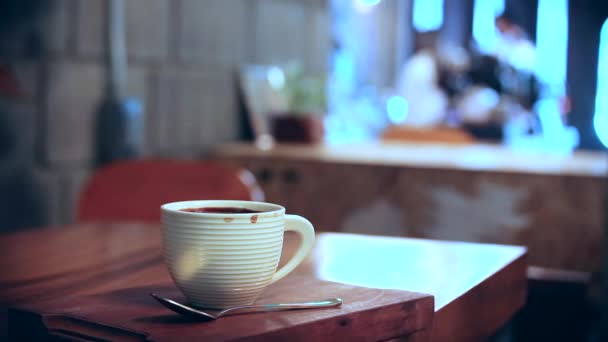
left=536, top=0, right=569, bottom=93
left=357, top=0, right=381, bottom=6
left=413, top=0, right=444, bottom=32
left=473, top=0, right=505, bottom=53
left=594, top=20, right=608, bottom=148
left=355, top=0, right=381, bottom=12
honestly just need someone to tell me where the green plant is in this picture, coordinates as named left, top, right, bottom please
left=280, top=64, right=327, bottom=116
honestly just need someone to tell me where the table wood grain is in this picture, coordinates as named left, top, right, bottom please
left=0, top=223, right=527, bottom=341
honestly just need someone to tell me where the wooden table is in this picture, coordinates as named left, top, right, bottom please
left=0, top=223, right=527, bottom=341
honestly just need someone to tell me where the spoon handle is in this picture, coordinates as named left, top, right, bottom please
left=219, top=298, right=342, bottom=317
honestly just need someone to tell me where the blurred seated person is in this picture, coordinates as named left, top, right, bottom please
left=391, top=17, right=541, bottom=143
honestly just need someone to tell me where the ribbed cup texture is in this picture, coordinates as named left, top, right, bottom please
left=162, top=203, right=285, bottom=309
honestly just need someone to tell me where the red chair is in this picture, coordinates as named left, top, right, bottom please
left=77, top=160, right=264, bottom=223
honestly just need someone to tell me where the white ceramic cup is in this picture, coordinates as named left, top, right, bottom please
left=161, top=200, right=315, bottom=309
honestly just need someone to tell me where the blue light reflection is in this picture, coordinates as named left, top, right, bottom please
left=386, top=96, right=408, bottom=124
left=595, top=20, right=608, bottom=148
left=413, top=0, right=444, bottom=32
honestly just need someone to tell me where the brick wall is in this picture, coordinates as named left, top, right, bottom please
left=2, top=0, right=328, bottom=230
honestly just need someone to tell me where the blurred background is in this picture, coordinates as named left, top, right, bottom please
left=0, top=0, right=605, bottom=232
left=0, top=0, right=607, bottom=339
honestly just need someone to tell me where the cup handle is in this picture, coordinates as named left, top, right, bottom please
left=269, top=214, right=315, bottom=284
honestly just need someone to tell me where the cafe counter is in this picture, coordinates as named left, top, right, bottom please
left=213, top=142, right=607, bottom=273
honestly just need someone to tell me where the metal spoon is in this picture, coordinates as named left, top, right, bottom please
left=150, top=293, right=342, bottom=321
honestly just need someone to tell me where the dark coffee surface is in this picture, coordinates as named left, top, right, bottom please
left=181, top=207, right=264, bottom=214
